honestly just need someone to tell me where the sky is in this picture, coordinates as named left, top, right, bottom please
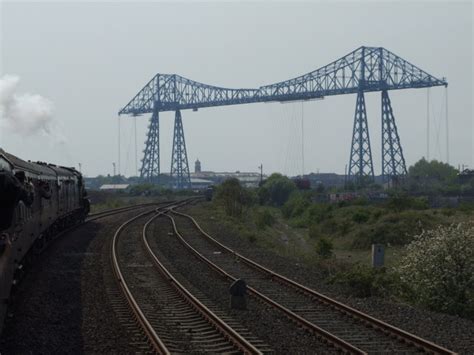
left=0, top=1, right=472, bottom=177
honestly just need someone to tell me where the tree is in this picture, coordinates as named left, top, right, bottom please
left=215, top=178, right=253, bottom=217
left=397, top=224, right=474, bottom=317
left=258, top=173, right=296, bottom=206
left=406, top=158, right=458, bottom=194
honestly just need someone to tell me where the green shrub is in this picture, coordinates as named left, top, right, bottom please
left=351, top=197, right=369, bottom=206
left=331, top=264, right=396, bottom=297
left=315, top=237, right=333, bottom=258
left=397, top=224, right=474, bottom=318
left=352, top=210, right=370, bottom=224
left=282, top=193, right=310, bottom=219
left=215, top=178, right=254, bottom=217
left=246, top=233, right=257, bottom=243
left=386, top=193, right=429, bottom=212
left=441, top=208, right=455, bottom=217
left=339, top=220, right=351, bottom=235
left=305, top=203, right=333, bottom=224
left=351, top=210, right=437, bottom=248
left=458, top=202, right=474, bottom=213
left=254, top=209, right=275, bottom=230
left=258, top=173, right=296, bottom=206
left=308, top=223, right=323, bottom=239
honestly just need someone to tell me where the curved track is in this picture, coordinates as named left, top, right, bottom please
left=110, top=201, right=265, bottom=354
left=167, top=207, right=456, bottom=355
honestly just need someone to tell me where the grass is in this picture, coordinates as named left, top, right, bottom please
left=183, top=200, right=474, bottom=272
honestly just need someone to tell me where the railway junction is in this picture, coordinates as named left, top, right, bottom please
left=1, top=197, right=472, bottom=354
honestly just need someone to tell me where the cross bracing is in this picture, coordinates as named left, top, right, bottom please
left=119, top=46, right=446, bottom=115
left=119, top=46, right=447, bottom=186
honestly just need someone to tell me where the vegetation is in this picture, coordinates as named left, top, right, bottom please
left=254, top=209, right=275, bottom=230
left=315, top=237, right=333, bottom=258
left=405, top=158, right=472, bottom=195
left=258, top=173, right=296, bottom=206
left=331, top=264, right=395, bottom=297
left=88, top=157, right=473, bottom=319
left=397, top=224, right=474, bottom=317
left=215, top=178, right=255, bottom=217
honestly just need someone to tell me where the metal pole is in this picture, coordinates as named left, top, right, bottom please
left=445, top=87, right=449, bottom=164
left=301, top=101, right=305, bottom=176
left=134, top=116, right=138, bottom=176
left=426, top=88, right=430, bottom=161
left=118, top=116, right=121, bottom=176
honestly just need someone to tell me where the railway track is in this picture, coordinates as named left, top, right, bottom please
left=110, top=201, right=266, bottom=354
left=166, top=207, right=456, bottom=355
left=87, top=201, right=171, bottom=221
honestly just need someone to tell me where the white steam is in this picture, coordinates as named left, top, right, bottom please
left=0, top=75, right=64, bottom=142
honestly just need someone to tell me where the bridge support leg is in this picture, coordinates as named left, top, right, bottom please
left=381, top=90, right=407, bottom=182
left=170, top=109, right=191, bottom=189
left=348, top=91, right=374, bottom=184
left=140, top=110, right=160, bottom=182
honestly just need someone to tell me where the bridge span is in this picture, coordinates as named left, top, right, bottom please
left=119, top=46, right=447, bottom=188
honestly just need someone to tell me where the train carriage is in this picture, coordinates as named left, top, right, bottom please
left=0, top=149, right=89, bottom=333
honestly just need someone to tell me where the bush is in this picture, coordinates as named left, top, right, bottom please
left=254, top=209, right=275, bottom=230
left=331, top=264, right=396, bottom=297
left=215, top=178, right=254, bottom=217
left=352, top=210, right=370, bottom=224
left=351, top=210, right=437, bottom=248
left=258, top=173, right=296, bottom=206
left=281, top=193, right=310, bottom=219
left=305, top=203, right=333, bottom=224
left=386, top=193, right=428, bottom=212
left=315, top=237, right=333, bottom=258
left=308, top=223, right=323, bottom=239
left=397, top=224, right=474, bottom=318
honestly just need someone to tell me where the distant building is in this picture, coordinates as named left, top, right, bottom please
left=195, top=159, right=201, bottom=173
left=190, top=171, right=262, bottom=188
left=329, top=192, right=357, bottom=203
left=191, top=177, right=213, bottom=189
left=306, top=173, right=346, bottom=188
left=99, top=184, right=130, bottom=192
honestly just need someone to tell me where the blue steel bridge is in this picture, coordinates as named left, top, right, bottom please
left=119, top=46, right=447, bottom=189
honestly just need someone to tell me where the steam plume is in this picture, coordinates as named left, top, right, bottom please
left=0, top=74, right=63, bottom=142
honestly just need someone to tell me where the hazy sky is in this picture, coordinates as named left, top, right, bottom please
left=1, top=1, right=472, bottom=177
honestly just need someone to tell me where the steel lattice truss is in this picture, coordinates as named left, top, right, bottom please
left=140, top=110, right=160, bottom=181
left=119, top=46, right=447, bottom=186
left=170, top=110, right=191, bottom=189
left=348, top=92, right=374, bottom=179
left=381, top=90, right=407, bottom=179
left=119, top=46, right=446, bottom=115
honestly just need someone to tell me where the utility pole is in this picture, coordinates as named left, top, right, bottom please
left=118, top=116, right=121, bottom=176
left=426, top=88, right=430, bottom=161
left=258, top=164, right=263, bottom=185
left=301, top=101, right=305, bottom=176
left=113, top=162, right=116, bottom=177
left=134, top=115, right=138, bottom=176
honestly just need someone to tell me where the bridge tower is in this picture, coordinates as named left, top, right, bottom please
left=170, top=110, right=191, bottom=189
left=348, top=91, right=374, bottom=182
left=140, top=109, right=160, bottom=181
left=381, top=90, right=407, bottom=180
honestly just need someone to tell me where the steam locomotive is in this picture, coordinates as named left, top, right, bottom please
left=0, top=149, right=89, bottom=333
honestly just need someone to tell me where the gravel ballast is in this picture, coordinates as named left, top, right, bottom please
left=0, top=209, right=153, bottom=353
left=148, top=215, right=339, bottom=354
